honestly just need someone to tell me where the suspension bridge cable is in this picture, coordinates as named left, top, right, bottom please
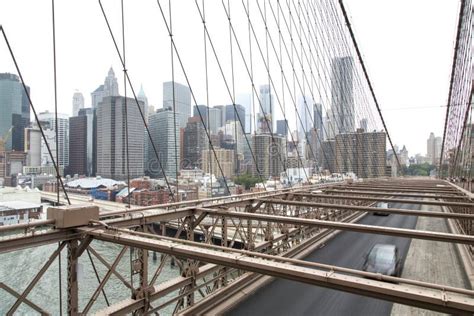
left=97, top=0, right=176, bottom=202
left=155, top=0, right=233, bottom=195
left=51, top=1, right=64, bottom=313
left=338, top=0, right=402, bottom=174
left=168, top=0, right=179, bottom=200
left=0, top=26, right=71, bottom=204
left=121, top=0, right=132, bottom=208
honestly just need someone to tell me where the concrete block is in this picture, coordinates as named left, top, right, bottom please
left=47, top=204, right=99, bottom=228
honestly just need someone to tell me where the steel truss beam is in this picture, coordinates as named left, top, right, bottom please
left=7, top=242, right=66, bottom=315
left=334, top=185, right=462, bottom=195
left=322, top=189, right=471, bottom=200
left=86, top=228, right=474, bottom=314
left=197, top=209, right=474, bottom=244
left=259, top=198, right=474, bottom=219
left=290, top=193, right=473, bottom=207
left=0, top=230, right=79, bottom=253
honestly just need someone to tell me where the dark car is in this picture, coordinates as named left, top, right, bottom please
left=362, top=244, right=402, bottom=277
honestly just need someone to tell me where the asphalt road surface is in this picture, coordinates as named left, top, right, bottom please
left=228, top=202, right=420, bottom=316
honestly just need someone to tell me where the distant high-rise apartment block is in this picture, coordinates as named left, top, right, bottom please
left=202, top=148, right=235, bottom=179
left=236, top=93, right=252, bottom=134
left=324, top=109, right=338, bottom=141
left=183, top=116, right=209, bottom=169
left=257, top=84, right=274, bottom=133
left=137, top=84, right=149, bottom=119
left=276, top=119, right=288, bottom=137
left=330, top=57, right=354, bottom=135
left=0, top=73, right=30, bottom=152
left=39, top=125, right=56, bottom=167
left=72, top=91, right=84, bottom=117
left=399, top=145, right=409, bottom=166
left=427, top=132, right=442, bottom=165
left=213, top=105, right=226, bottom=134
left=313, top=103, right=324, bottom=133
left=147, top=108, right=180, bottom=178
left=321, top=139, right=336, bottom=172
left=225, top=104, right=246, bottom=131
left=163, top=81, right=191, bottom=129
left=298, top=96, right=313, bottom=138
left=96, top=96, right=144, bottom=180
left=252, top=134, right=286, bottom=179
left=334, top=129, right=386, bottom=178
left=91, top=67, right=119, bottom=108
left=360, top=118, right=368, bottom=132
left=24, top=127, right=41, bottom=167
left=38, top=111, right=69, bottom=168
left=69, top=108, right=96, bottom=176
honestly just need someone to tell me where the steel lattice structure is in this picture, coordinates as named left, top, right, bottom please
left=0, top=179, right=473, bottom=315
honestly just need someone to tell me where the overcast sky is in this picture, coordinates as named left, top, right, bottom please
left=0, top=0, right=460, bottom=156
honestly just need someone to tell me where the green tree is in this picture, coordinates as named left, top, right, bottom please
left=402, top=163, right=436, bottom=176
left=234, top=173, right=261, bottom=190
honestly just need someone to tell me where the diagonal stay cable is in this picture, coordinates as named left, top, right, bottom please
left=0, top=25, right=71, bottom=205
left=155, top=0, right=232, bottom=194
left=338, top=0, right=402, bottom=174
left=97, top=0, right=176, bottom=202
left=195, top=0, right=289, bottom=181
left=222, top=0, right=310, bottom=182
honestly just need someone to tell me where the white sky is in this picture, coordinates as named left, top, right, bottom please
left=0, top=0, right=460, bottom=157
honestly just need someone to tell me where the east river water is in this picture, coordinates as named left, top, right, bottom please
left=0, top=239, right=180, bottom=315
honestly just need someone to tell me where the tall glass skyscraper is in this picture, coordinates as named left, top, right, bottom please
left=330, top=57, right=354, bottom=135
left=38, top=111, right=69, bottom=168
left=163, top=81, right=191, bottom=129
left=147, top=108, right=180, bottom=178
left=0, top=73, right=30, bottom=151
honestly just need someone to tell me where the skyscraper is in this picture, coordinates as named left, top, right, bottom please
left=313, top=103, right=323, bottom=134
left=236, top=93, right=252, bottom=134
left=137, top=84, right=149, bottom=119
left=38, top=111, right=69, bottom=168
left=201, top=148, right=235, bottom=179
left=69, top=108, right=96, bottom=176
left=213, top=105, right=226, bottom=132
left=252, top=134, right=286, bottom=178
left=258, top=84, right=273, bottom=133
left=24, top=127, right=41, bottom=167
left=72, top=91, right=84, bottom=117
left=330, top=57, right=354, bottom=135
left=163, top=81, right=191, bottom=129
left=225, top=104, right=246, bottom=131
left=96, top=96, right=144, bottom=180
left=276, top=119, right=288, bottom=137
left=91, top=67, right=120, bottom=109
left=427, top=132, right=442, bottom=165
left=334, top=129, right=386, bottom=178
left=147, top=108, right=180, bottom=178
left=298, top=96, right=314, bottom=138
left=360, top=118, right=368, bottom=132
left=183, top=116, right=209, bottom=169
left=0, top=73, right=30, bottom=152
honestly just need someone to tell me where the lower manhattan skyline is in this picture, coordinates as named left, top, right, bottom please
left=0, top=1, right=472, bottom=315
left=0, top=0, right=460, bottom=156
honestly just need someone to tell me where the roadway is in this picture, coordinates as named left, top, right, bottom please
left=228, top=202, right=420, bottom=316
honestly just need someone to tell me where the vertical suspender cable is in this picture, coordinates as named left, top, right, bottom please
left=51, top=2, right=64, bottom=314
left=98, top=0, right=176, bottom=202
left=121, top=0, right=131, bottom=208
left=202, top=0, right=213, bottom=197
left=169, top=0, right=179, bottom=200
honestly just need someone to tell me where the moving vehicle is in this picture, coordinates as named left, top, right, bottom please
left=373, top=201, right=389, bottom=216
left=362, top=243, right=402, bottom=277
